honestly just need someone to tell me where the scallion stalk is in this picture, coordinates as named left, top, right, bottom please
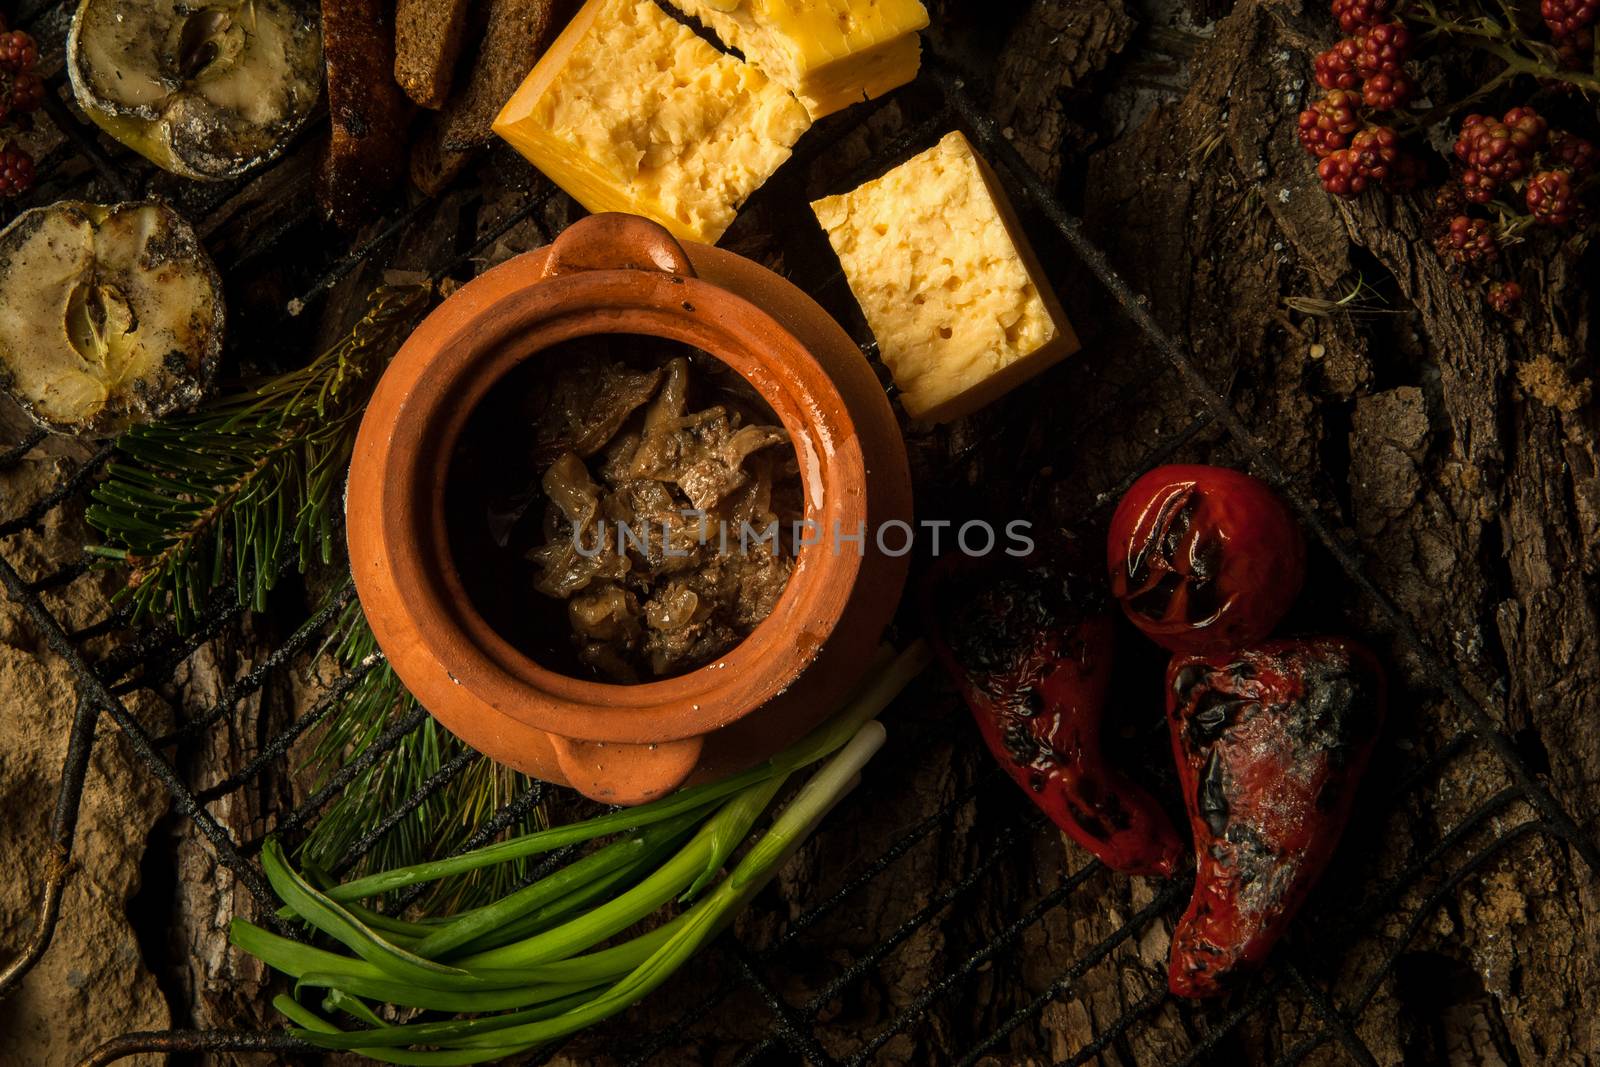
left=236, top=642, right=930, bottom=1059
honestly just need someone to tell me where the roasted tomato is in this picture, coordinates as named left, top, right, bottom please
left=926, top=557, right=1185, bottom=876
left=1166, top=638, right=1386, bottom=997
left=1107, top=465, right=1305, bottom=654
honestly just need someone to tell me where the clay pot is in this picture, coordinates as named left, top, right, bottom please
left=347, top=214, right=911, bottom=805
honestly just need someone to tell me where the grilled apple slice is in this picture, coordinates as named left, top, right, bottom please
left=67, top=0, right=323, bottom=180
left=0, top=201, right=223, bottom=436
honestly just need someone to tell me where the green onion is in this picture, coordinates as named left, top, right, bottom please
left=236, top=642, right=929, bottom=1060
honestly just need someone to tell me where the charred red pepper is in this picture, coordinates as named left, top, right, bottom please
left=1108, top=465, right=1306, bottom=655
left=1166, top=638, right=1385, bottom=997
left=926, top=558, right=1184, bottom=876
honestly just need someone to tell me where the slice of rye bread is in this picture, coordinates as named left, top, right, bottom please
left=410, top=0, right=572, bottom=194
left=441, top=0, right=570, bottom=152
left=322, top=0, right=411, bottom=225
left=394, top=0, right=473, bottom=109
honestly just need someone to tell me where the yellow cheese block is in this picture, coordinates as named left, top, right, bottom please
left=492, top=0, right=811, bottom=245
left=811, top=131, right=1079, bottom=422
left=665, top=0, right=929, bottom=118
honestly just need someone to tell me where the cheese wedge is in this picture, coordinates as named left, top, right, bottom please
left=812, top=131, right=1078, bottom=422
left=492, top=0, right=811, bottom=245
left=664, top=0, right=929, bottom=118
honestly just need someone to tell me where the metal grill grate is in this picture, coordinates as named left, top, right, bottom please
left=1, top=10, right=1595, bottom=1065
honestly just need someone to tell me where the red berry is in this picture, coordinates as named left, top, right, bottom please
left=1453, top=114, right=1489, bottom=159
left=1362, top=70, right=1415, bottom=110
left=1298, top=90, right=1363, bottom=158
left=1435, top=216, right=1498, bottom=267
left=0, top=145, right=34, bottom=198
left=1542, top=0, right=1598, bottom=38
left=1553, top=33, right=1593, bottom=70
left=1319, top=126, right=1413, bottom=196
left=1526, top=169, right=1579, bottom=225
left=1459, top=168, right=1498, bottom=204
left=1315, top=38, right=1363, bottom=91
left=1547, top=130, right=1597, bottom=174
left=1333, top=0, right=1395, bottom=34
left=0, top=30, right=36, bottom=73
left=1501, top=107, right=1548, bottom=153
left=5, top=71, right=42, bottom=115
left=1454, top=114, right=1537, bottom=188
left=1486, top=281, right=1522, bottom=315
left=1318, top=148, right=1372, bottom=197
left=1350, top=125, right=1402, bottom=181
left=1356, top=21, right=1412, bottom=77
left=1432, top=184, right=1467, bottom=218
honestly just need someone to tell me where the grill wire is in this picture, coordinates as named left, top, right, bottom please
left=0, top=10, right=1595, bottom=1066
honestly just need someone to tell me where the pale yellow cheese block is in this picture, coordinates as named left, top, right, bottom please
left=664, top=0, right=929, bottom=118
left=812, top=131, right=1079, bottom=422
left=492, top=0, right=811, bottom=245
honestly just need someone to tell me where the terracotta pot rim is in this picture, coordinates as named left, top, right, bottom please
left=378, top=267, right=868, bottom=744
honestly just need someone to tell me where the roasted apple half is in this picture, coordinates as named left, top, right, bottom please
left=67, top=0, right=323, bottom=181
left=0, top=201, right=223, bottom=436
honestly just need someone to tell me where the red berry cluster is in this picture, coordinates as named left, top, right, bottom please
left=0, top=144, right=33, bottom=197
left=1542, top=0, right=1593, bottom=48
left=1302, top=0, right=1598, bottom=316
left=1450, top=107, right=1592, bottom=227
left=1297, top=89, right=1362, bottom=158
left=1526, top=169, right=1580, bottom=224
left=1548, top=130, right=1598, bottom=174
left=1332, top=0, right=1394, bottom=34
left=1299, top=0, right=1420, bottom=198
left=1433, top=215, right=1499, bottom=268
left=0, top=15, right=41, bottom=198
left=1486, top=281, right=1522, bottom=316
left=1452, top=108, right=1547, bottom=202
left=1317, top=125, right=1412, bottom=196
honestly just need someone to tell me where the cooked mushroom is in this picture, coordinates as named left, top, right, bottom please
left=0, top=201, right=223, bottom=436
left=67, top=0, right=323, bottom=181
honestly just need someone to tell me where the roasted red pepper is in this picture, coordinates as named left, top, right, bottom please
left=1166, top=638, right=1385, bottom=997
left=1108, top=465, right=1306, bottom=654
left=927, top=558, right=1184, bottom=876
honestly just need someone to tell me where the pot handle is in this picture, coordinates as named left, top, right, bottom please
left=546, top=732, right=704, bottom=806
left=541, top=213, right=698, bottom=280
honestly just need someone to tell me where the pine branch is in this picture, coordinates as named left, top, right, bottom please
left=84, top=278, right=541, bottom=908
left=299, top=597, right=544, bottom=913
left=85, top=283, right=432, bottom=629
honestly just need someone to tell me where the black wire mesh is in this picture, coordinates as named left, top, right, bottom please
left=0, top=7, right=1595, bottom=1066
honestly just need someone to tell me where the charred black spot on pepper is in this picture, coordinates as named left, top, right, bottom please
left=1188, top=690, right=1249, bottom=745
left=1076, top=773, right=1103, bottom=807
left=1173, top=662, right=1208, bottom=702
left=1162, top=495, right=1194, bottom=559
left=1063, top=798, right=1112, bottom=841
left=1001, top=720, right=1036, bottom=765
left=943, top=571, right=1051, bottom=675
left=1098, top=786, right=1134, bottom=833
left=1223, top=822, right=1272, bottom=879
left=1199, top=749, right=1229, bottom=835
left=1015, top=687, right=1044, bottom=718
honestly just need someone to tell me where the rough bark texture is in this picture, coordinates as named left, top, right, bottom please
left=0, top=431, right=172, bottom=1067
